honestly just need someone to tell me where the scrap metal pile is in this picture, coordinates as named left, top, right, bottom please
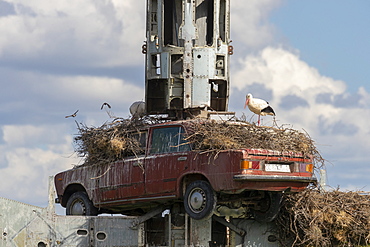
left=73, top=117, right=323, bottom=167
left=277, top=189, right=370, bottom=247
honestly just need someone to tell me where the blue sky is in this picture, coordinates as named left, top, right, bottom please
left=270, top=0, right=370, bottom=93
left=0, top=0, right=369, bottom=212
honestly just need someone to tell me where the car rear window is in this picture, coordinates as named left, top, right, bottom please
left=150, top=126, right=190, bottom=154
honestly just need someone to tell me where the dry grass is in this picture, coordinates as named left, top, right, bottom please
left=73, top=117, right=323, bottom=169
left=73, top=117, right=163, bottom=165
left=186, top=120, right=320, bottom=158
left=276, top=189, right=370, bottom=247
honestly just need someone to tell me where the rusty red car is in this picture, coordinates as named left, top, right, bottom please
left=54, top=120, right=316, bottom=221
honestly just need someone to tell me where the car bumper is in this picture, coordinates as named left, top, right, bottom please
left=233, top=174, right=317, bottom=183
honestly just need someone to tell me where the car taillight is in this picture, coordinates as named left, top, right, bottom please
left=240, top=159, right=259, bottom=170
left=306, top=163, right=314, bottom=173
left=300, top=163, right=314, bottom=173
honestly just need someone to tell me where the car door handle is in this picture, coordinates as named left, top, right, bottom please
left=178, top=157, right=187, bottom=161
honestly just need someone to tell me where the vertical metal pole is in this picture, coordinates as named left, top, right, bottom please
left=320, top=169, right=327, bottom=191
left=180, top=0, right=196, bottom=109
left=190, top=217, right=212, bottom=246
left=168, top=213, right=172, bottom=247
left=47, top=176, right=55, bottom=217
left=185, top=213, right=188, bottom=246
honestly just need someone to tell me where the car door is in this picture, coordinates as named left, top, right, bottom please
left=97, top=131, right=147, bottom=204
left=144, top=125, right=190, bottom=197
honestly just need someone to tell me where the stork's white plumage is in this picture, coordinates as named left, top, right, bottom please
left=129, top=101, right=146, bottom=119
left=244, top=93, right=275, bottom=125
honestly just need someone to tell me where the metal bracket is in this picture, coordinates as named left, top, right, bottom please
left=212, top=215, right=246, bottom=236
left=130, top=205, right=169, bottom=229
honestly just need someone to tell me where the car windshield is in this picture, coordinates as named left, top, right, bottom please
left=150, top=126, right=190, bottom=154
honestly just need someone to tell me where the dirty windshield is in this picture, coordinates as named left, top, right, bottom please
left=150, top=126, right=190, bottom=154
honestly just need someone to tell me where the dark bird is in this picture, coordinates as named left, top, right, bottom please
left=101, top=102, right=111, bottom=110
left=65, top=110, right=79, bottom=118
left=244, top=93, right=275, bottom=125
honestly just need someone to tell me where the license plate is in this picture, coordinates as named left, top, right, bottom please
left=265, top=164, right=291, bottom=172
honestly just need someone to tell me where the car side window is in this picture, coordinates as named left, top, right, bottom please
left=150, top=126, right=190, bottom=154
left=121, top=130, right=147, bottom=157
left=131, top=131, right=147, bottom=151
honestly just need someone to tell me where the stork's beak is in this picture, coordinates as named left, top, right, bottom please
left=244, top=99, right=249, bottom=109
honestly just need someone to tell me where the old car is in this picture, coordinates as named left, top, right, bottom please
left=54, top=120, right=316, bottom=221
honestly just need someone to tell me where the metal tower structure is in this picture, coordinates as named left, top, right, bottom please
left=143, top=0, right=232, bottom=119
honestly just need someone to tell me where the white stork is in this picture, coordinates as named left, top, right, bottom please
left=244, top=93, right=275, bottom=125
left=129, top=101, right=146, bottom=119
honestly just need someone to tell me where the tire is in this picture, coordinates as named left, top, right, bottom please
left=252, top=191, right=282, bottom=222
left=66, top=191, right=98, bottom=216
left=184, top=180, right=217, bottom=220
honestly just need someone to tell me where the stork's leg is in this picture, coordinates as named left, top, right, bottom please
left=258, top=115, right=261, bottom=126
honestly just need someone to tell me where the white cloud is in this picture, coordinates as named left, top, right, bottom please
left=231, top=0, right=282, bottom=49
left=3, top=125, right=48, bottom=147
left=0, top=67, right=144, bottom=113
left=0, top=146, right=76, bottom=203
left=44, top=74, right=145, bottom=106
left=0, top=124, right=80, bottom=205
left=0, top=0, right=145, bottom=67
left=233, top=47, right=347, bottom=97
left=232, top=46, right=370, bottom=127
left=358, top=87, right=370, bottom=108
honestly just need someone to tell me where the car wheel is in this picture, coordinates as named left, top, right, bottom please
left=184, top=180, right=217, bottom=220
left=66, top=191, right=98, bottom=216
left=252, top=191, right=282, bottom=222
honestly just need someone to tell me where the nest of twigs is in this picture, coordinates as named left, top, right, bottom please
left=74, top=118, right=323, bottom=168
left=185, top=120, right=321, bottom=158
left=277, top=189, right=370, bottom=247
left=73, top=117, right=164, bottom=165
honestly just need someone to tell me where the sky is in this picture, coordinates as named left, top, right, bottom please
left=0, top=0, right=369, bottom=212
